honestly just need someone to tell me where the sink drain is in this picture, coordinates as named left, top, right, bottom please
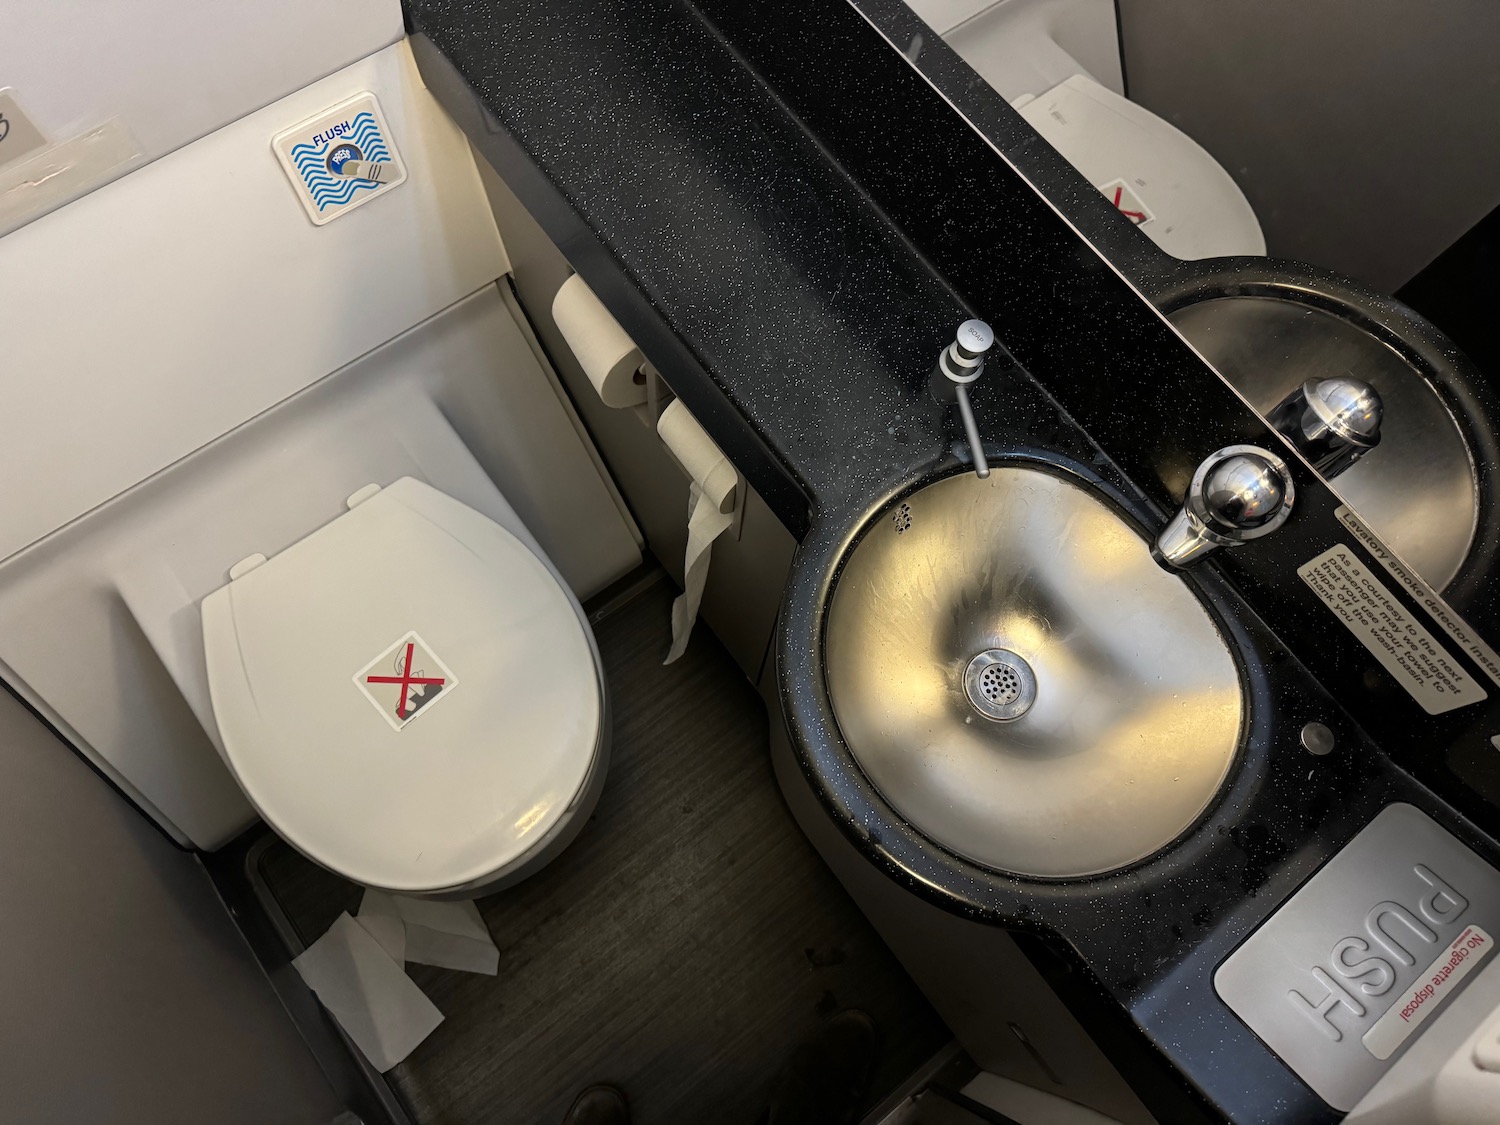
left=964, top=649, right=1036, bottom=721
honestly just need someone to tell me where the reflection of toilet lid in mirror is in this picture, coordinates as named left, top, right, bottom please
left=1014, top=74, right=1266, bottom=261
left=201, top=476, right=602, bottom=894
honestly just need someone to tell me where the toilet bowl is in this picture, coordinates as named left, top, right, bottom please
left=198, top=475, right=609, bottom=898
left=910, top=0, right=1265, bottom=260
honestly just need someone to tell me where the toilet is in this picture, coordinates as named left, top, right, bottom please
left=198, top=475, right=609, bottom=899
left=908, top=0, right=1265, bottom=260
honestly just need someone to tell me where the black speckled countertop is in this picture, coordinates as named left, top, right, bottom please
left=406, top=2, right=1500, bottom=1120
left=409, top=0, right=972, bottom=529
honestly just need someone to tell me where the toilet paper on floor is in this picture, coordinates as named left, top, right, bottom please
left=657, top=399, right=738, bottom=665
left=292, top=913, right=442, bottom=1072
left=293, top=894, right=501, bottom=1072
left=354, top=909, right=407, bottom=966
left=359, top=889, right=500, bottom=976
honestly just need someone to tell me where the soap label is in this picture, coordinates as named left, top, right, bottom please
left=1297, top=545, right=1484, bottom=715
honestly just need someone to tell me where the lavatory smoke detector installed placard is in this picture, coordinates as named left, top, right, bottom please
left=273, top=93, right=406, bottom=225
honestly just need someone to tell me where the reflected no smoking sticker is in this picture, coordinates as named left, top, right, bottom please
left=354, top=632, right=458, bottom=732
left=1098, top=177, right=1154, bottom=226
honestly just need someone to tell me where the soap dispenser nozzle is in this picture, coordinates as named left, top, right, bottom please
left=931, top=319, right=999, bottom=479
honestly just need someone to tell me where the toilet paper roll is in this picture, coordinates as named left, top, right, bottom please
left=658, top=399, right=739, bottom=664
left=551, top=273, right=647, bottom=408
left=657, top=399, right=736, bottom=513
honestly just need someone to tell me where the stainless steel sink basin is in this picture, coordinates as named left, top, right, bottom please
left=824, top=467, right=1244, bottom=879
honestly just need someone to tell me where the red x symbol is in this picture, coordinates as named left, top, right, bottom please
left=1111, top=185, right=1147, bottom=224
left=365, top=642, right=445, bottom=719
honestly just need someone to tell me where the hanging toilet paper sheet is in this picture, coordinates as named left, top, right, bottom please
left=657, top=399, right=738, bottom=665
left=292, top=912, right=443, bottom=1072
left=665, top=481, right=734, bottom=664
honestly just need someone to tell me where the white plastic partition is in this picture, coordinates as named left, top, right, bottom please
left=0, top=40, right=506, bottom=566
left=0, top=0, right=404, bottom=231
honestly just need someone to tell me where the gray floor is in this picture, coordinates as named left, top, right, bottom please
left=260, top=576, right=949, bottom=1125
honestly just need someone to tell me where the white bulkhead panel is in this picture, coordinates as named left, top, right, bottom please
left=0, top=0, right=404, bottom=231
left=0, top=40, right=506, bottom=565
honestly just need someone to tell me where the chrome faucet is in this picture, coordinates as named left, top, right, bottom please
left=1154, top=445, right=1296, bottom=568
left=1266, top=377, right=1383, bottom=478
left=931, top=319, right=1008, bottom=479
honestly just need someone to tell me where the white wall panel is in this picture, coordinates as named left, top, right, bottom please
left=0, top=40, right=507, bottom=564
left=0, top=0, right=404, bottom=227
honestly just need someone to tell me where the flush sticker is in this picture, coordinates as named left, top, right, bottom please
left=355, top=632, right=457, bottom=732
left=273, top=93, right=406, bottom=226
left=1098, top=177, right=1154, bottom=226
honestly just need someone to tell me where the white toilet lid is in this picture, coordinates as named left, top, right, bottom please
left=1015, top=74, right=1266, bottom=261
left=201, top=477, right=602, bottom=893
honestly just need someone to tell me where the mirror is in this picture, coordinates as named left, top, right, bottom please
left=892, top=0, right=1500, bottom=650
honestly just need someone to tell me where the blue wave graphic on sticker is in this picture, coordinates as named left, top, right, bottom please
left=308, top=182, right=379, bottom=209
left=290, top=112, right=394, bottom=210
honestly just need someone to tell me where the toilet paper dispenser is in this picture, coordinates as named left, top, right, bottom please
left=657, top=398, right=739, bottom=521
left=551, top=272, right=666, bottom=423
left=549, top=271, right=741, bottom=529
left=550, top=271, right=744, bottom=661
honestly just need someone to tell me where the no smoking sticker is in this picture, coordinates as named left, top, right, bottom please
left=354, top=632, right=458, bottom=732
left=1098, top=177, right=1155, bottom=226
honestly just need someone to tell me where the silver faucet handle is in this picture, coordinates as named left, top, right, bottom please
left=1201, top=453, right=1288, bottom=530
left=1267, top=376, right=1383, bottom=478
left=1155, top=445, right=1296, bottom=568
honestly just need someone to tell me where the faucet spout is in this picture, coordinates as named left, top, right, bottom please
left=954, top=383, right=990, bottom=479
left=1266, top=377, right=1383, bottom=478
left=1154, top=445, right=1295, bottom=568
left=933, top=318, right=998, bottom=479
